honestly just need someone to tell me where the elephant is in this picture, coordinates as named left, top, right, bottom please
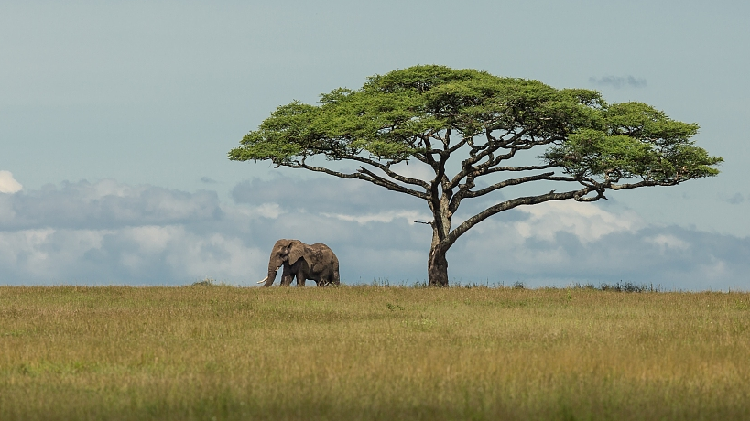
left=257, top=239, right=340, bottom=287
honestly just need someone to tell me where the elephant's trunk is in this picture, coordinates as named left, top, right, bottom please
left=263, top=261, right=280, bottom=287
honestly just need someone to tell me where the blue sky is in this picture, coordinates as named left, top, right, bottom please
left=1, top=1, right=748, bottom=289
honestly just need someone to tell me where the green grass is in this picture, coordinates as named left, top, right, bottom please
left=1, top=286, right=749, bottom=420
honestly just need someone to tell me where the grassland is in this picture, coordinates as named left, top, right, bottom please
left=1, top=285, right=749, bottom=420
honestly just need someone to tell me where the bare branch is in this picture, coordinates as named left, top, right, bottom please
left=296, top=163, right=430, bottom=200
left=450, top=171, right=556, bottom=212
left=448, top=129, right=535, bottom=189
left=416, top=134, right=440, bottom=170
left=447, top=187, right=599, bottom=245
left=435, top=128, right=450, bottom=149
left=470, top=172, right=554, bottom=197
left=481, top=164, right=555, bottom=173
left=611, top=179, right=672, bottom=189
left=347, top=155, right=430, bottom=189
left=448, top=137, right=469, bottom=154
left=449, top=132, right=567, bottom=191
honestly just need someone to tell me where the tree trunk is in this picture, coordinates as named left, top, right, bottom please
left=428, top=243, right=449, bottom=286
left=427, top=189, right=452, bottom=286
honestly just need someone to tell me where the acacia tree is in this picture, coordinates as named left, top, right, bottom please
left=229, top=65, right=722, bottom=286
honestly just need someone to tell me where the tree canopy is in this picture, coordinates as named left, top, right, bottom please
left=230, top=65, right=722, bottom=286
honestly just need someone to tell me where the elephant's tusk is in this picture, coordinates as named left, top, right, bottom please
left=256, top=276, right=268, bottom=285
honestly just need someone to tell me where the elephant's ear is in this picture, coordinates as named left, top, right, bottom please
left=287, top=241, right=305, bottom=265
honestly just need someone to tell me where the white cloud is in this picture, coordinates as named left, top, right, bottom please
left=513, top=201, right=644, bottom=243
left=0, top=179, right=224, bottom=230
left=121, top=225, right=174, bottom=254
left=646, top=234, right=690, bottom=252
left=0, top=229, right=106, bottom=279
left=589, top=75, right=647, bottom=89
left=112, top=225, right=263, bottom=282
left=0, top=176, right=748, bottom=291
left=321, top=210, right=431, bottom=225
left=388, top=161, right=435, bottom=182
left=0, top=225, right=263, bottom=285
left=0, top=171, right=22, bottom=194
left=244, top=203, right=284, bottom=219
left=698, top=259, right=727, bottom=283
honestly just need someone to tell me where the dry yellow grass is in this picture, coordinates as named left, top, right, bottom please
left=1, top=285, right=749, bottom=420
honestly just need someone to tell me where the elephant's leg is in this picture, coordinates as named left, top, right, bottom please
left=332, top=268, right=340, bottom=286
left=280, top=266, right=294, bottom=286
left=293, top=265, right=306, bottom=286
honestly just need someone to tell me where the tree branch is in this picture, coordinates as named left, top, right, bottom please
left=450, top=171, right=558, bottom=212
left=448, top=129, right=537, bottom=189
left=480, top=164, right=556, bottom=174
left=611, top=179, right=667, bottom=189
left=347, top=155, right=431, bottom=189
left=296, top=163, right=430, bottom=200
left=447, top=187, right=599, bottom=245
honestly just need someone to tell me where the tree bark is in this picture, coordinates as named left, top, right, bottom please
left=428, top=243, right=449, bottom=286
left=426, top=184, right=453, bottom=286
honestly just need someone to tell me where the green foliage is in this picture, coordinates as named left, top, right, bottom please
left=544, top=102, right=722, bottom=184
left=599, top=281, right=658, bottom=293
left=191, top=277, right=217, bottom=286
left=385, top=302, right=405, bottom=311
left=230, top=65, right=721, bottom=187
left=191, top=278, right=230, bottom=287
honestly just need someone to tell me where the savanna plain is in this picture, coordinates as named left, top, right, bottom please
left=1, top=285, right=749, bottom=420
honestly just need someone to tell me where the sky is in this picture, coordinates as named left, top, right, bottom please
left=1, top=1, right=749, bottom=289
